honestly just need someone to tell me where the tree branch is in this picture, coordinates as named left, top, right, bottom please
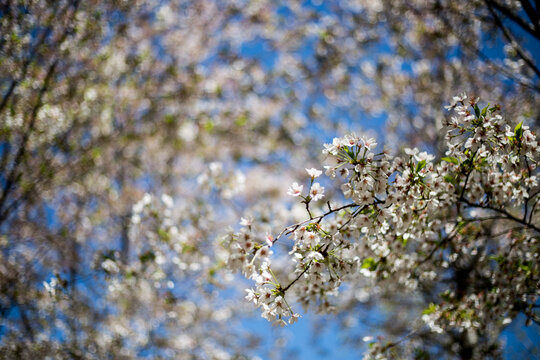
left=460, top=197, right=540, bottom=232
left=485, top=0, right=540, bottom=40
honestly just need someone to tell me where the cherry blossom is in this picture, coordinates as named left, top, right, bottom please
left=287, top=182, right=304, bottom=197
left=232, top=94, right=539, bottom=359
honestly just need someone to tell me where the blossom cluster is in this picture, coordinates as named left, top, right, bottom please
left=232, top=95, right=539, bottom=356
left=287, top=168, right=325, bottom=202
left=225, top=221, right=301, bottom=326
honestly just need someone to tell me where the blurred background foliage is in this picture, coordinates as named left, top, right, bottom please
left=0, top=0, right=538, bottom=359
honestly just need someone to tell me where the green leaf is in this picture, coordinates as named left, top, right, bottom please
left=489, top=255, right=504, bottom=264
left=519, top=263, right=531, bottom=272
left=474, top=104, right=480, bottom=117
left=443, top=175, right=456, bottom=184
left=163, top=114, right=175, bottom=124
left=91, top=148, right=102, bottom=160
left=235, top=114, right=248, bottom=127
left=514, top=121, right=523, bottom=139
left=319, top=30, right=329, bottom=40
left=481, top=105, right=488, bottom=117
left=441, top=156, right=459, bottom=165
left=204, top=121, right=214, bottom=132
left=361, top=257, right=378, bottom=271
left=422, top=303, right=437, bottom=315
left=139, top=251, right=155, bottom=264
left=158, top=228, right=170, bottom=242
left=396, top=235, right=407, bottom=246
left=416, top=159, right=426, bottom=172
left=414, top=348, right=430, bottom=360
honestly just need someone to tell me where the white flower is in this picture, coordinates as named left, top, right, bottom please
left=361, top=137, right=377, bottom=150
left=132, top=200, right=144, bottom=214
left=304, top=231, right=320, bottom=247
left=306, top=168, right=322, bottom=178
left=209, top=162, right=223, bottom=175
left=240, top=217, right=252, bottom=227
left=415, top=151, right=435, bottom=162
left=142, top=193, right=152, bottom=205
left=310, top=182, right=325, bottom=201
left=446, top=92, right=467, bottom=109
left=161, top=194, right=174, bottom=208
left=287, top=182, right=304, bottom=196
left=289, top=313, right=300, bottom=324
left=322, top=137, right=342, bottom=155
left=43, top=278, right=58, bottom=296
left=102, top=259, right=119, bottom=274
left=265, top=234, right=274, bottom=247
left=245, top=289, right=257, bottom=304
left=404, top=147, right=419, bottom=156
left=464, top=137, right=475, bottom=149
left=343, top=133, right=360, bottom=147
left=324, top=165, right=336, bottom=178
left=131, top=214, right=141, bottom=224
left=306, top=251, right=324, bottom=261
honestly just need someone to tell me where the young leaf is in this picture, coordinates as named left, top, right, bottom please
left=514, top=121, right=523, bottom=139
left=441, top=156, right=459, bottom=165
left=481, top=105, right=488, bottom=117
left=422, top=303, right=438, bottom=315
left=361, top=257, right=378, bottom=271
